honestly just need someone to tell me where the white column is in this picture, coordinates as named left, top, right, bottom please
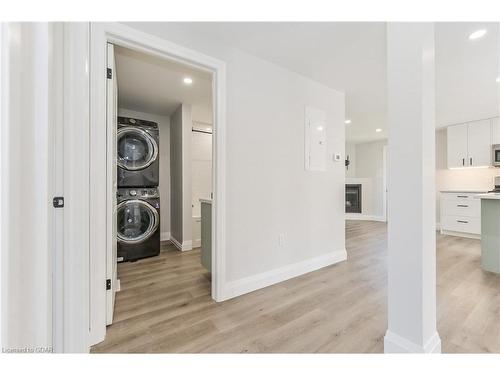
left=384, top=23, right=441, bottom=353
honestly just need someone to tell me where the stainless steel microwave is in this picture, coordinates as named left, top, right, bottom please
left=493, top=144, right=500, bottom=167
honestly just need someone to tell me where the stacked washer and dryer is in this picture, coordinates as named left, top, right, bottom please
left=116, top=116, right=161, bottom=262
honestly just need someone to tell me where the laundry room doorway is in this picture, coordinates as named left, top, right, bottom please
left=86, top=23, right=227, bottom=349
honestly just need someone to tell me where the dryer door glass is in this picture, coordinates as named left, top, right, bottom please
left=117, top=127, right=158, bottom=171
left=117, top=200, right=159, bottom=244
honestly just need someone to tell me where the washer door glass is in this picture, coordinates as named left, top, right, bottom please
left=117, top=127, right=158, bottom=171
left=117, top=200, right=159, bottom=244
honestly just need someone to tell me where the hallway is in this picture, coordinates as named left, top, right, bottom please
left=91, top=221, right=500, bottom=353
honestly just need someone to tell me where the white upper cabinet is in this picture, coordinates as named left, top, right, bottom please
left=491, top=117, right=500, bottom=145
left=467, top=119, right=491, bottom=167
left=447, top=123, right=468, bottom=168
left=447, top=119, right=493, bottom=168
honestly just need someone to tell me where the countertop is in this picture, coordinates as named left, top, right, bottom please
left=476, top=193, right=500, bottom=200
left=199, top=199, right=212, bottom=204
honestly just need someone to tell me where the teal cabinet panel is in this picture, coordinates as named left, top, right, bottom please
left=200, top=202, right=212, bottom=272
left=481, top=199, right=500, bottom=274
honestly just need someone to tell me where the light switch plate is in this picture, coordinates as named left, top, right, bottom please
left=333, top=154, right=342, bottom=162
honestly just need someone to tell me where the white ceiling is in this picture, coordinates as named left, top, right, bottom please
left=121, top=22, right=500, bottom=143
left=114, top=46, right=213, bottom=124
left=435, top=22, right=500, bottom=129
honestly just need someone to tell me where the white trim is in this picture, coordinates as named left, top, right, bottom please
left=440, top=230, right=480, bottom=240
left=170, top=236, right=193, bottom=251
left=382, top=144, right=388, bottom=222
left=222, top=249, right=347, bottom=301
left=160, top=231, right=171, bottom=242
left=0, top=22, right=5, bottom=351
left=170, top=236, right=181, bottom=249
left=49, top=23, right=65, bottom=353
left=345, top=214, right=386, bottom=222
left=384, top=330, right=441, bottom=353
left=192, top=238, right=201, bottom=248
left=436, top=222, right=441, bottom=231
left=86, top=23, right=226, bottom=350
left=62, top=23, right=91, bottom=353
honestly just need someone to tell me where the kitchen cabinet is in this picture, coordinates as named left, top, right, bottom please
left=447, top=123, right=468, bottom=168
left=491, top=117, right=500, bottom=145
left=440, top=192, right=482, bottom=238
left=447, top=120, right=491, bottom=168
left=467, top=119, right=491, bottom=167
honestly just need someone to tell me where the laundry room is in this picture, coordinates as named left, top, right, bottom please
left=104, top=44, right=215, bottom=332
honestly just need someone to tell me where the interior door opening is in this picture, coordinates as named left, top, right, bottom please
left=94, top=38, right=217, bottom=350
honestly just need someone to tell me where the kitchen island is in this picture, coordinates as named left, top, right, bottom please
left=476, top=193, right=500, bottom=274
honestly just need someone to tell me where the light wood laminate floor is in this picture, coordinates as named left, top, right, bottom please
left=91, top=221, right=500, bottom=353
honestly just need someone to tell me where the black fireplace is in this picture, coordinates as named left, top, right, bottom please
left=346, top=184, right=362, bottom=213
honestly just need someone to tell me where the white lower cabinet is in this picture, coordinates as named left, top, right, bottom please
left=440, top=192, right=481, bottom=237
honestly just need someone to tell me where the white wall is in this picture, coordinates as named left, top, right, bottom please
left=169, top=103, right=193, bottom=247
left=345, top=142, right=357, bottom=178
left=1, top=23, right=52, bottom=351
left=352, top=139, right=387, bottom=218
left=125, top=23, right=346, bottom=283
left=118, top=108, right=171, bottom=240
left=170, top=105, right=183, bottom=243
left=435, top=128, right=500, bottom=222
left=192, top=130, right=212, bottom=217
left=181, top=104, right=193, bottom=246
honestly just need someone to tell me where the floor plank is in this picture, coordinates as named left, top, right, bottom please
left=91, top=221, right=500, bottom=353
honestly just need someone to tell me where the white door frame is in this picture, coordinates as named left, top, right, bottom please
left=382, top=144, right=388, bottom=222
left=87, top=23, right=227, bottom=347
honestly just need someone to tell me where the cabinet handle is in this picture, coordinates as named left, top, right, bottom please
left=470, top=157, right=473, bottom=166
left=457, top=220, right=469, bottom=224
left=457, top=195, right=469, bottom=198
left=462, top=158, right=465, bottom=166
left=457, top=204, right=469, bottom=207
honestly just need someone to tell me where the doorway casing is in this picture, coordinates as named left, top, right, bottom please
left=71, top=22, right=227, bottom=348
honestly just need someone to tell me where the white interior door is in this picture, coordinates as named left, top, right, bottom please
left=106, top=43, right=118, bottom=325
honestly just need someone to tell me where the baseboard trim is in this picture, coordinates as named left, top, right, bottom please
left=160, top=231, right=171, bottom=242
left=222, top=249, right=347, bottom=301
left=384, top=330, right=441, bottom=353
left=192, top=239, right=201, bottom=248
left=170, top=236, right=193, bottom=251
left=440, top=229, right=480, bottom=240
left=346, top=214, right=386, bottom=222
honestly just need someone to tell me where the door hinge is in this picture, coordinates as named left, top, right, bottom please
left=106, top=279, right=111, bottom=290
left=107, top=68, right=112, bottom=79
left=53, top=197, right=64, bottom=208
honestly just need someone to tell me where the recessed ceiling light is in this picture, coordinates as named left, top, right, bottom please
left=206, top=127, right=211, bottom=131
left=183, top=77, right=193, bottom=85
left=375, top=128, right=382, bottom=133
left=345, top=119, right=352, bottom=124
left=317, top=126, right=324, bottom=131
left=496, top=76, right=500, bottom=83
left=468, top=29, right=487, bottom=40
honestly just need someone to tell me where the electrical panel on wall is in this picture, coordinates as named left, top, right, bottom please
left=305, top=106, right=327, bottom=171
